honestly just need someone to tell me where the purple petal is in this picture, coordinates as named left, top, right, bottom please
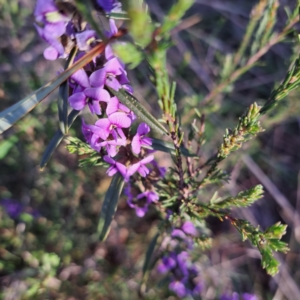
left=182, top=221, right=197, bottom=236
left=95, top=118, right=111, bottom=130
left=116, top=162, right=127, bottom=178
left=43, top=46, right=59, bottom=60
left=109, top=19, right=118, bottom=36
left=106, top=144, right=117, bottom=157
left=140, top=155, right=154, bottom=165
left=70, top=69, right=90, bottom=88
left=137, top=164, right=150, bottom=177
left=141, top=137, right=152, bottom=147
left=105, top=44, right=114, bottom=60
left=105, top=76, right=122, bottom=91
left=68, top=92, right=86, bottom=110
left=126, top=162, right=140, bottom=180
left=35, top=0, right=57, bottom=20
left=84, top=88, right=110, bottom=102
left=118, top=103, right=130, bottom=113
left=118, top=70, right=130, bottom=85
left=104, top=155, right=115, bottom=165
left=135, top=207, right=147, bottom=218
left=171, top=229, right=186, bottom=239
left=131, top=135, right=141, bottom=154
left=106, top=96, right=119, bottom=116
left=147, top=191, right=159, bottom=202
left=107, top=166, right=118, bottom=176
left=90, top=69, right=106, bottom=87
left=75, top=30, right=96, bottom=51
left=43, top=22, right=66, bottom=38
left=109, top=112, right=132, bottom=128
left=105, top=57, right=123, bottom=75
left=137, top=123, right=150, bottom=135
left=169, top=281, right=187, bottom=298
left=88, top=101, right=101, bottom=115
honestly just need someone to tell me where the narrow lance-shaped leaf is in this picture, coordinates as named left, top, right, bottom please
left=97, top=173, right=125, bottom=241
left=0, top=42, right=107, bottom=134
left=58, top=46, right=78, bottom=134
left=107, top=87, right=169, bottom=135
left=140, top=232, right=160, bottom=294
left=40, top=110, right=80, bottom=170
left=142, top=232, right=159, bottom=276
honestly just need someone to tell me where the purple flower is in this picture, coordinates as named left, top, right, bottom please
left=157, top=254, right=177, bottom=274
left=106, top=96, right=130, bottom=116
left=104, top=155, right=127, bottom=177
left=242, top=293, right=258, bottom=300
left=182, top=221, right=198, bottom=236
left=69, top=87, right=110, bottom=115
left=34, top=0, right=68, bottom=60
left=82, top=120, right=125, bottom=155
left=127, top=190, right=159, bottom=217
left=89, top=57, right=129, bottom=91
left=126, top=155, right=154, bottom=180
left=0, top=199, right=40, bottom=219
left=169, top=280, right=187, bottom=298
left=132, top=123, right=152, bottom=154
left=75, top=30, right=96, bottom=51
left=69, top=69, right=90, bottom=89
left=93, top=111, right=132, bottom=141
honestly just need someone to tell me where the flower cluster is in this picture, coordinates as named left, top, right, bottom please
left=34, top=0, right=162, bottom=216
left=34, top=0, right=122, bottom=60
left=157, top=221, right=202, bottom=298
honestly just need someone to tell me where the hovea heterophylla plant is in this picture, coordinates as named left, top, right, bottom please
left=1, top=0, right=299, bottom=298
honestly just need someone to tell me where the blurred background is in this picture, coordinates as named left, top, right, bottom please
left=0, top=0, right=300, bottom=299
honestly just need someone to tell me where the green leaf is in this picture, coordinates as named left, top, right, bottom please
left=40, top=110, right=80, bottom=169
left=0, top=42, right=106, bottom=134
left=112, top=43, right=143, bottom=69
left=107, top=87, right=169, bottom=135
left=58, top=47, right=78, bottom=134
left=0, top=135, right=18, bottom=160
left=127, top=0, right=154, bottom=47
left=141, top=232, right=160, bottom=294
left=107, top=11, right=129, bottom=20
left=142, top=232, right=159, bottom=276
left=150, top=138, right=196, bottom=157
left=97, top=173, right=125, bottom=241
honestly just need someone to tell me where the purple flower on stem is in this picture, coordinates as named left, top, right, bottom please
left=106, top=96, right=130, bottom=116
left=104, top=155, right=127, bottom=177
left=75, top=30, right=96, bottom=51
left=182, top=221, right=198, bottom=236
left=34, top=0, right=68, bottom=60
left=169, top=280, right=187, bottom=298
left=69, top=87, right=110, bottom=115
left=132, top=123, right=152, bottom=154
left=157, top=254, right=177, bottom=274
left=82, top=120, right=125, bottom=155
left=126, top=155, right=154, bottom=180
left=127, top=190, right=159, bottom=217
left=89, top=57, right=130, bottom=91
left=94, top=111, right=132, bottom=141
